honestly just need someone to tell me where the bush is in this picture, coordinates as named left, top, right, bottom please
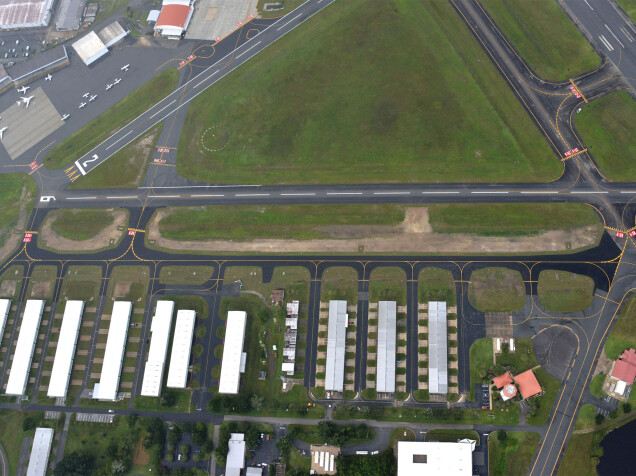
left=368, top=332, right=378, bottom=340
left=316, top=358, right=326, bottom=365
left=418, top=319, right=428, bottom=326
left=397, top=339, right=407, bottom=346
left=367, top=359, right=377, bottom=367
left=368, top=374, right=376, bottom=381
left=448, top=340, right=458, bottom=347
left=418, top=333, right=427, bottom=340
left=368, top=346, right=377, bottom=353
left=396, top=353, right=406, bottom=361
left=318, top=331, right=328, bottom=338
left=346, top=338, right=356, bottom=346
left=448, top=326, right=457, bottom=333
left=497, top=430, right=508, bottom=442
left=396, top=368, right=407, bottom=375
left=397, top=326, right=407, bottom=333
left=317, top=345, right=327, bottom=352
left=595, top=413, right=605, bottom=425
left=195, top=326, right=206, bottom=338
left=316, top=372, right=326, bottom=379
left=192, top=344, right=203, bottom=357
left=216, top=326, right=226, bottom=339
left=418, top=361, right=427, bottom=368
left=214, top=345, right=224, bottom=359
left=418, top=347, right=428, bottom=354
left=418, top=375, right=426, bottom=382
left=368, top=318, right=378, bottom=326
left=623, top=402, right=632, bottom=413
left=345, top=352, right=356, bottom=359
left=165, top=452, right=174, bottom=462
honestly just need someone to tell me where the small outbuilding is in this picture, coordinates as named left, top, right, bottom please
left=72, top=31, right=108, bottom=66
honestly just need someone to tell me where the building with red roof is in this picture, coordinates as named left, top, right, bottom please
left=492, top=372, right=513, bottom=389
left=611, top=348, right=636, bottom=384
left=154, top=0, right=193, bottom=39
left=514, top=370, right=542, bottom=399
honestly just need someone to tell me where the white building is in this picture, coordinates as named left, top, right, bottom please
left=141, top=301, right=175, bottom=397
left=226, top=433, right=246, bottom=476
left=428, top=301, right=448, bottom=394
left=0, top=299, right=10, bottom=341
left=167, top=309, right=196, bottom=389
left=72, top=31, right=108, bottom=66
left=93, top=301, right=132, bottom=401
left=218, top=311, right=247, bottom=394
left=26, top=427, right=54, bottom=476
left=397, top=441, right=473, bottom=476
left=47, top=300, right=84, bottom=398
left=325, top=300, right=347, bottom=392
left=5, top=300, right=45, bottom=396
left=376, top=301, right=396, bottom=393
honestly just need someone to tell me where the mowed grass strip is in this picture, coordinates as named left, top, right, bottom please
left=468, top=267, right=526, bottom=312
left=177, top=0, right=559, bottom=185
left=44, top=68, right=178, bottom=169
left=49, top=208, right=117, bottom=241
left=537, top=270, right=594, bottom=313
left=480, top=0, right=599, bottom=80
left=617, top=0, right=636, bottom=21
left=575, top=92, right=636, bottom=181
left=418, top=267, right=456, bottom=306
left=489, top=431, right=541, bottom=476
left=428, top=204, right=600, bottom=236
left=605, top=294, right=636, bottom=359
left=0, top=174, right=37, bottom=248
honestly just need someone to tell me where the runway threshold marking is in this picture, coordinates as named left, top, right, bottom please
left=568, top=79, right=587, bottom=103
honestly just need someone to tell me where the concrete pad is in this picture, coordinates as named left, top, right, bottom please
left=0, top=87, right=62, bottom=160
left=187, top=0, right=257, bottom=41
left=533, top=326, right=578, bottom=382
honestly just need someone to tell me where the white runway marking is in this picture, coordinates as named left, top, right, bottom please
left=105, top=130, right=133, bottom=150
left=620, top=191, right=636, bottom=194
left=278, top=14, right=302, bottom=30
left=471, top=191, right=508, bottom=194
left=66, top=196, right=96, bottom=200
left=191, top=194, right=225, bottom=197
left=373, top=191, right=411, bottom=195
left=326, top=192, right=363, bottom=195
left=236, top=41, right=262, bottom=59
left=106, top=196, right=137, bottom=199
left=520, top=191, right=558, bottom=194
left=606, top=24, right=625, bottom=47
left=584, top=0, right=593, bottom=10
left=149, top=195, right=181, bottom=198
left=599, top=34, right=614, bottom=51
left=194, top=71, right=219, bottom=89
left=235, top=193, right=270, bottom=196
left=281, top=193, right=316, bottom=196
left=570, top=191, right=608, bottom=194
left=420, top=191, right=460, bottom=194
left=148, top=100, right=177, bottom=120
left=620, top=26, right=634, bottom=42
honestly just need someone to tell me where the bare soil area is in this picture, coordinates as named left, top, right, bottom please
left=148, top=207, right=600, bottom=254
left=40, top=209, right=128, bottom=252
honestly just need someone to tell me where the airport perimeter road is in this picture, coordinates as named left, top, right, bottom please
left=57, top=0, right=334, bottom=183
left=562, top=0, right=636, bottom=92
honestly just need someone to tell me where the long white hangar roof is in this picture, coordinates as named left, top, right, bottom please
left=218, top=310, right=247, bottom=394
left=5, top=300, right=45, bottom=396
left=377, top=301, right=396, bottom=393
left=167, top=309, right=196, bottom=389
left=26, top=427, right=54, bottom=476
left=325, top=300, right=347, bottom=392
left=0, top=299, right=10, bottom=341
left=428, top=301, right=448, bottom=394
left=141, top=300, right=175, bottom=397
left=93, top=301, right=132, bottom=401
left=48, top=300, right=84, bottom=398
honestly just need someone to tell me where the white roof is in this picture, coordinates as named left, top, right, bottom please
left=397, top=441, right=472, bottom=476
left=167, top=309, right=196, bottom=388
left=72, top=31, right=107, bottom=65
left=0, top=299, right=10, bottom=342
left=245, top=467, right=262, bottom=476
left=47, top=300, right=84, bottom=398
left=616, top=379, right=627, bottom=395
left=93, top=301, right=132, bottom=401
left=141, top=301, right=174, bottom=397
left=282, top=362, right=294, bottom=372
left=227, top=433, right=246, bottom=475
left=287, top=300, right=299, bottom=315
left=26, top=427, right=54, bottom=476
left=377, top=301, right=396, bottom=393
left=97, top=20, right=128, bottom=47
left=163, top=0, right=190, bottom=5
left=218, top=311, right=247, bottom=394
left=428, top=301, right=448, bottom=394
left=147, top=9, right=160, bottom=22
left=5, top=300, right=45, bottom=395
left=325, top=300, right=347, bottom=391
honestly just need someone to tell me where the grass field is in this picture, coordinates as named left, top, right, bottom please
left=575, top=92, right=636, bottom=182
left=418, top=267, right=456, bottom=306
left=104, top=266, right=150, bottom=314
left=49, top=208, right=118, bottom=241
left=489, top=431, right=541, bottom=476
left=469, top=338, right=493, bottom=401
left=605, top=295, right=636, bottom=359
left=158, top=266, right=215, bottom=285
left=617, top=0, right=636, bottom=21
left=428, top=204, right=600, bottom=237
left=45, top=69, right=178, bottom=170
left=256, top=0, right=305, bottom=18
left=368, top=267, right=407, bottom=306
left=320, top=267, right=358, bottom=304
left=498, top=338, right=539, bottom=371
left=557, top=431, right=602, bottom=476
left=288, top=424, right=376, bottom=446
left=424, top=429, right=479, bottom=444
left=590, top=373, right=606, bottom=399
left=526, top=368, right=561, bottom=426
left=0, top=265, right=23, bottom=298
left=69, top=123, right=164, bottom=189
left=468, top=267, right=526, bottom=312
left=480, top=0, right=599, bottom=80
left=537, top=270, right=594, bottom=313
left=0, top=174, right=37, bottom=249
left=177, top=0, right=558, bottom=185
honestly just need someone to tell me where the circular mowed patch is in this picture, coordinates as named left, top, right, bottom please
left=537, top=270, right=594, bottom=313
left=468, top=267, right=525, bottom=312
left=200, top=126, right=231, bottom=153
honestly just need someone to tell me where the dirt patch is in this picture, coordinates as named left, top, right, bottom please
left=31, top=281, right=52, bottom=298
left=148, top=207, right=600, bottom=254
left=0, top=280, right=16, bottom=297
left=133, top=431, right=150, bottom=466
left=39, top=209, right=128, bottom=252
left=113, top=283, right=131, bottom=298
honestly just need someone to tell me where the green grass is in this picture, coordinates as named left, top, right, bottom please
left=134, top=389, right=192, bottom=413
left=469, top=338, right=493, bottom=401
left=428, top=204, right=600, bottom=237
left=26, top=265, right=58, bottom=303
left=468, top=267, right=525, bottom=312
left=527, top=368, right=561, bottom=426
left=45, top=69, right=178, bottom=170
left=0, top=265, right=23, bottom=298
left=576, top=384, right=636, bottom=431
left=389, top=428, right=415, bottom=447
left=256, top=0, right=305, bottom=18
left=69, top=123, right=164, bottom=189
left=177, top=0, right=558, bottom=185
left=605, top=294, right=636, bottom=359
left=49, top=208, right=118, bottom=241
left=418, top=267, right=456, bottom=306
left=575, top=92, right=636, bottom=181
left=497, top=338, right=539, bottom=372
left=617, top=0, right=636, bottom=20
left=158, top=266, right=215, bottom=285
left=104, top=266, right=150, bottom=314
left=480, top=0, right=599, bottom=80
left=424, top=429, right=479, bottom=444
left=537, top=270, right=595, bottom=313
left=590, top=374, right=606, bottom=399
left=368, top=267, right=406, bottom=306
left=160, top=295, right=209, bottom=319
left=94, top=0, right=128, bottom=24
left=489, top=431, right=541, bottom=476
left=320, top=267, right=358, bottom=304
left=58, top=266, right=103, bottom=304
left=288, top=424, right=376, bottom=446
left=0, top=174, right=37, bottom=249
left=557, top=431, right=603, bottom=476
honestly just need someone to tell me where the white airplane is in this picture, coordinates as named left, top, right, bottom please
left=79, top=102, right=86, bottom=109
left=61, top=113, right=70, bottom=120
left=21, top=96, right=34, bottom=108
left=16, top=86, right=29, bottom=94
left=121, top=64, right=129, bottom=72
left=113, top=78, right=121, bottom=85
left=0, top=127, right=7, bottom=140
left=89, top=94, right=97, bottom=102
left=106, top=83, right=113, bottom=90
left=45, top=74, right=52, bottom=81
left=16, top=100, right=21, bottom=106
left=82, top=92, right=90, bottom=98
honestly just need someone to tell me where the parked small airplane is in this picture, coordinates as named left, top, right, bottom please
left=79, top=102, right=86, bottom=109
left=0, top=126, right=7, bottom=140
left=113, top=78, right=121, bottom=85
left=21, top=95, right=34, bottom=108
left=121, top=64, right=129, bottom=71
left=16, top=100, right=21, bottom=106
left=89, top=95, right=97, bottom=102
left=45, top=74, right=52, bottom=81
left=106, top=84, right=113, bottom=90
left=82, top=92, right=90, bottom=98
left=16, top=86, right=29, bottom=94
left=61, top=114, right=70, bottom=120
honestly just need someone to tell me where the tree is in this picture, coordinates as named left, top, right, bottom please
left=54, top=452, right=94, bottom=475
left=192, top=422, right=207, bottom=446
left=251, top=394, right=265, bottom=411
left=595, top=413, right=605, bottom=425
left=623, top=402, right=632, bottom=413
left=160, top=390, right=177, bottom=407
left=497, top=430, right=508, bottom=442
left=276, top=435, right=292, bottom=458
left=111, top=459, right=127, bottom=474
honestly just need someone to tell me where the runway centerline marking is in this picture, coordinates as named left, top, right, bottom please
left=471, top=191, right=508, bottom=194
left=105, top=131, right=134, bottom=151
left=373, top=191, right=411, bottom=195
left=149, top=195, right=181, bottom=198
left=66, top=196, right=96, bottom=200
left=148, top=100, right=177, bottom=120
left=278, top=14, right=302, bottom=31
left=606, top=24, right=625, bottom=48
left=520, top=191, right=559, bottom=194
left=281, top=193, right=316, bottom=196
left=235, top=193, right=270, bottom=197
left=236, top=41, right=262, bottom=59
left=570, top=191, right=609, bottom=194
left=106, top=196, right=137, bottom=199
left=326, top=192, right=363, bottom=195
left=191, top=194, right=225, bottom=197
left=421, top=191, right=460, bottom=194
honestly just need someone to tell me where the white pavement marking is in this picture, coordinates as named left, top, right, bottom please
left=149, top=195, right=181, bottom=198
left=74, top=160, right=87, bottom=176
left=66, top=196, right=96, bottom=200
left=621, top=191, right=636, bottom=194
left=326, top=192, right=363, bottom=195
left=520, top=191, right=559, bottom=194
left=584, top=0, right=593, bottom=10
left=236, top=41, right=262, bottom=59
left=106, top=196, right=137, bottom=199
left=421, top=191, right=460, bottom=194
left=148, top=100, right=177, bottom=120
left=191, top=194, right=225, bottom=197
left=235, top=193, right=270, bottom=197
left=606, top=24, right=625, bottom=48
left=139, top=184, right=259, bottom=189
left=194, top=70, right=219, bottom=89
left=471, top=191, right=508, bottom=194
left=373, top=191, right=411, bottom=195
left=105, top=130, right=133, bottom=150
left=570, top=191, right=608, bottom=194
left=278, top=14, right=302, bottom=31
left=280, top=193, right=316, bottom=196
left=620, top=26, right=634, bottom=42
left=599, top=34, right=614, bottom=51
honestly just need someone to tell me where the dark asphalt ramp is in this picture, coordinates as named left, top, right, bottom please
left=532, top=326, right=578, bottom=382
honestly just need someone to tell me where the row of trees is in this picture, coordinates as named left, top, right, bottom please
left=290, top=421, right=374, bottom=446
left=335, top=449, right=397, bottom=476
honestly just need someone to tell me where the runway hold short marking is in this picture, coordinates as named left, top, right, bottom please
left=23, top=233, right=32, bottom=243
left=29, top=160, right=38, bottom=171
left=128, top=230, right=136, bottom=236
